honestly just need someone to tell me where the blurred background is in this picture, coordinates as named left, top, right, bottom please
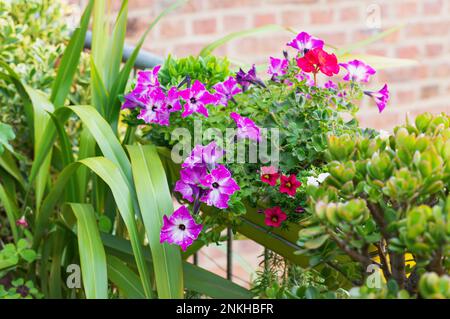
left=66, top=0, right=450, bottom=287
left=69, top=0, right=450, bottom=130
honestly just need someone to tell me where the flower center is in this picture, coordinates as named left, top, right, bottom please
left=285, top=182, right=292, bottom=188
left=167, top=104, right=172, bottom=110
left=151, top=105, right=157, bottom=111
left=263, top=174, right=270, bottom=179
left=190, top=97, right=197, bottom=104
left=271, top=216, right=278, bottom=222
left=212, top=182, right=219, bottom=188
left=178, top=224, right=186, bottom=231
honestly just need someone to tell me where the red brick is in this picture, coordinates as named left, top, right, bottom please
left=223, top=15, right=248, bottom=32
left=421, top=85, right=440, bottom=99
left=396, top=1, right=418, bottom=18
left=396, top=45, right=420, bottom=59
left=310, top=9, right=334, bottom=24
left=193, top=18, right=217, bottom=35
left=423, top=0, right=444, bottom=15
left=425, top=43, right=444, bottom=57
left=281, top=10, right=305, bottom=27
left=339, top=6, right=361, bottom=22
left=253, top=13, right=277, bottom=27
left=159, top=19, right=186, bottom=39
left=397, top=89, right=417, bottom=104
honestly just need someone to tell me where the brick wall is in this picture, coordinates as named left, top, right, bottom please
left=72, top=0, right=450, bottom=130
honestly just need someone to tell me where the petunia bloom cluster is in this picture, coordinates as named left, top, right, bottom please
left=175, top=142, right=240, bottom=209
left=122, top=70, right=243, bottom=125
left=258, top=166, right=302, bottom=228
left=264, top=31, right=390, bottom=113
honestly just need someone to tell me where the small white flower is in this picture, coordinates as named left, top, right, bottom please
left=306, top=176, right=319, bottom=187
left=317, top=173, right=330, bottom=183
left=377, top=129, right=390, bottom=140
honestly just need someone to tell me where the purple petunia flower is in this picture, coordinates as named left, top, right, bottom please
left=182, top=141, right=224, bottom=170
left=179, top=80, right=217, bottom=118
left=364, top=84, right=389, bottom=113
left=165, top=86, right=182, bottom=113
left=160, top=206, right=203, bottom=251
left=230, top=112, right=261, bottom=142
left=268, top=57, right=289, bottom=78
left=296, top=71, right=315, bottom=86
left=287, top=32, right=324, bottom=55
left=122, top=90, right=149, bottom=110
left=200, top=165, right=240, bottom=209
left=340, top=60, right=376, bottom=83
left=323, top=80, right=338, bottom=90
left=134, top=65, right=161, bottom=95
left=213, top=77, right=242, bottom=107
left=136, top=87, right=169, bottom=126
left=235, top=65, right=265, bottom=91
left=174, top=166, right=209, bottom=202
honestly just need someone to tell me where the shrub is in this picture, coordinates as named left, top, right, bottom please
left=301, top=113, right=449, bottom=296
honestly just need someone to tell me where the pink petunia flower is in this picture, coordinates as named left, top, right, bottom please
left=213, top=77, right=242, bottom=107
left=296, top=48, right=340, bottom=77
left=160, top=206, right=203, bottom=251
left=230, top=112, right=261, bottom=142
left=136, top=87, right=169, bottom=126
left=165, top=86, right=183, bottom=113
left=364, top=84, right=389, bottom=113
left=235, top=65, right=265, bottom=91
left=340, top=59, right=376, bottom=83
left=174, top=166, right=209, bottom=202
left=323, top=80, right=338, bottom=90
left=200, top=165, right=240, bottom=209
left=260, top=166, right=280, bottom=186
left=179, top=80, right=217, bottom=118
left=264, top=206, right=287, bottom=228
left=296, top=71, right=315, bottom=86
left=279, top=174, right=302, bottom=197
left=287, top=32, right=324, bottom=55
left=268, top=57, right=289, bottom=78
left=121, top=90, right=150, bottom=110
left=182, top=141, right=224, bottom=170
left=134, top=65, right=161, bottom=94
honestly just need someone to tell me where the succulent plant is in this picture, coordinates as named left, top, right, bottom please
left=300, top=113, right=449, bottom=296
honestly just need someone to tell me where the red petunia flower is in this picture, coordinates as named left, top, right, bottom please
left=264, top=206, right=287, bottom=228
left=279, top=174, right=301, bottom=197
left=260, top=166, right=280, bottom=186
left=296, top=48, right=340, bottom=77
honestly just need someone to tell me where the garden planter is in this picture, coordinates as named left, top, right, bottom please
left=157, top=147, right=309, bottom=267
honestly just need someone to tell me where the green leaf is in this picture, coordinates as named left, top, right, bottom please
left=339, top=54, right=417, bottom=70
left=337, top=25, right=404, bottom=55
left=102, top=234, right=253, bottom=299
left=19, top=249, right=37, bottom=263
left=106, top=255, right=145, bottom=299
left=0, top=122, right=15, bottom=155
left=304, top=234, right=330, bottom=249
left=0, top=182, right=19, bottom=242
left=107, top=0, right=187, bottom=129
left=69, top=203, right=108, bottom=299
left=37, top=158, right=153, bottom=298
left=50, top=0, right=94, bottom=107
left=199, top=24, right=286, bottom=57
left=104, top=0, right=128, bottom=91
left=128, top=144, right=183, bottom=299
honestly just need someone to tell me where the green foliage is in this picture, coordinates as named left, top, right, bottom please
left=0, top=0, right=251, bottom=300
left=0, top=277, right=43, bottom=299
left=419, top=272, right=450, bottom=299
left=0, top=0, right=90, bottom=156
left=302, top=113, right=450, bottom=297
